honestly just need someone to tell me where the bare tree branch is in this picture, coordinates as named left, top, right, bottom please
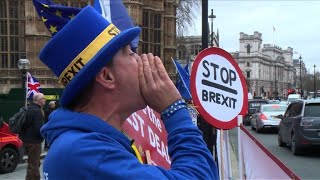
left=176, top=0, right=200, bottom=37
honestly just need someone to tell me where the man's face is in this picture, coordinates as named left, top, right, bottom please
left=37, top=94, right=46, bottom=107
left=111, top=45, right=146, bottom=111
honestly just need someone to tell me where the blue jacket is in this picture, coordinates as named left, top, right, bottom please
left=41, top=108, right=218, bottom=179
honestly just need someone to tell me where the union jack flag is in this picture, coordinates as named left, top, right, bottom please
left=27, top=72, right=42, bottom=100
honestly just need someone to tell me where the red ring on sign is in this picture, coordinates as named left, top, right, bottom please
left=190, top=47, right=248, bottom=130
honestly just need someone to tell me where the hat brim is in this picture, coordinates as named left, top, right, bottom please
left=60, top=27, right=141, bottom=107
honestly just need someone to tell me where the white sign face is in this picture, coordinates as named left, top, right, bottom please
left=191, top=48, right=248, bottom=129
left=195, top=54, right=243, bottom=121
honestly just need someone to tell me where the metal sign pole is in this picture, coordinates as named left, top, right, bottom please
left=237, top=115, right=244, bottom=179
left=225, top=130, right=233, bottom=179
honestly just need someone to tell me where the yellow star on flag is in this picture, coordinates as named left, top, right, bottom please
left=55, top=10, right=62, bottom=17
left=41, top=16, right=48, bottom=22
left=69, top=14, right=75, bottom=19
left=42, top=3, right=49, bottom=8
left=49, top=25, right=58, bottom=34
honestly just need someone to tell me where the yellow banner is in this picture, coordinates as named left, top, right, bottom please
left=44, top=95, right=59, bottom=100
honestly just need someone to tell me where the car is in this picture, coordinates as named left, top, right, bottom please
left=243, top=99, right=269, bottom=125
left=251, top=104, right=287, bottom=133
left=287, top=94, right=301, bottom=104
left=278, top=99, right=320, bottom=155
left=0, top=117, right=23, bottom=174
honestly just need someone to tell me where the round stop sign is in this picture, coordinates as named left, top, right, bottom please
left=190, top=47, right=248, bottom=129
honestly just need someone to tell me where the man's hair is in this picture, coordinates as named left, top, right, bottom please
left=33, top=93, right=43, bottom=103
left=49, top=101, right=56, bottom=107
left=67, top=59, right=114, bottom=110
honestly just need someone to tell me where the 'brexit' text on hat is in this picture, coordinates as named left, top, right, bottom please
left=59, top=24, right=120, bottom=86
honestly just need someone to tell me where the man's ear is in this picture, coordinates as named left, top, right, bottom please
left=95, top=66, right=115, bottom=89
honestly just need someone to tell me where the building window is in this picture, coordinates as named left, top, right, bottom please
left=10, top=37, right=19, bottom=51
left=247, top=62, right=250, bottom=66
left=154, top=14, right=161, bottom=28
left=9, top=0, right=18, bottom=19
left=9, top=20, right=19, bottom=35
left=246, top=44, right=251, bottom=53
left=142, top=43, right=148, bottom=53
left=0, top=0, right=22, bottom=69
left=191, top=45, right=202, bottom=55
left=154, top=30, right=161, bottom=43
left=0, top=36, right=7, bottom=51
left=142, top=28, right=148, bottom=41
left=0, top=1, right=6, bottom=18
left=142, top=11, right=149, bottom=27
left=10, top=53, right=18, bottom=68
left=1, top=53, right=8, bottom=68
left=247, top=71, right=250, bottom=78
left=154, top=44, right=160, bottom=57
left=0, top=20, right=7, bottom=35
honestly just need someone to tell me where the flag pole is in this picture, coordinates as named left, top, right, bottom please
left=171, top=57, right=192, bottom=98
left=273, top=26, right=275, bottom=47
left=25, top=72, right=28, bottom=108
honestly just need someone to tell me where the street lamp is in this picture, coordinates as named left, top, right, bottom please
left=274, top=65, right=277, bottom=97
left=18, top=52, right=30, bottom=107
left=299, top=55, right=302, bottom=95
left=208, top=9, right=216, bottom=47
left=314, top=64, right=316, bottom=98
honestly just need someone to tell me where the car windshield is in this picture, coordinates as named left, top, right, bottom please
left=288, top=98, right=299, bottom=102
left=304, top=104, right=320, bottom=117
left=262, top=105, right=287, bottom=112
left=269, top=100, right=280, bottom=104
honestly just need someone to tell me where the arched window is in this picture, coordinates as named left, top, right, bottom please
left=0, top=0, right=6, bottom=18
left=9, top=0, right=18, bottom=19
left=246, top=44, right=251, bottom=53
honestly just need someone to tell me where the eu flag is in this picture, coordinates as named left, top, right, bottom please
left=184, top=63, right=190, bottom=75
left=33, top=0, right=81, bottom=36
left=172, top=59, right=192, bottom=100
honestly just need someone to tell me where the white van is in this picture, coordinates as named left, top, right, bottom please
left=287, top=94, right=301, bottom=103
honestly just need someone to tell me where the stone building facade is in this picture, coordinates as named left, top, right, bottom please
left=292, top=58, right=307, bottom=92
left=231, top=31, right=306, bottom=98
left=0, top=0, right=177, bottom=94
left=176, top=32, right=219, bottom=69
left=173, top=30, right=306, bottom=98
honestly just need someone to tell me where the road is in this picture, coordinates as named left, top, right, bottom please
left=0, top=160, right=43, bottom=180
left=229, top=126, right=320, bottom=179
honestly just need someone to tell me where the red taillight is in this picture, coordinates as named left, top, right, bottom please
left=259, top=114, right=268, bottom=120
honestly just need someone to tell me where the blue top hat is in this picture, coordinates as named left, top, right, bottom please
left=39, top=6, right=141, bottom=107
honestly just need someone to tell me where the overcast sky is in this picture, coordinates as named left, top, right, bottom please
left=188, top=1, right=320, bottom=72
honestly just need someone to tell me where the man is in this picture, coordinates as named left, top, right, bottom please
left=21, top=93, right=45, bottom=180
left=39, top=6, right=218, bottom=179
left=44, top=101, right=55, bottom=150
left=44, top=101, right=56, bottom=123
